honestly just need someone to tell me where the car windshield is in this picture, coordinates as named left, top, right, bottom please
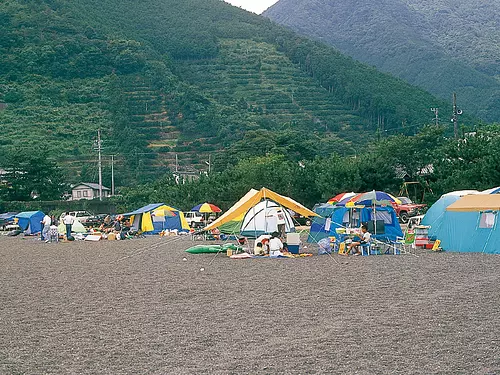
left=399, top=197, right=412, bottom=204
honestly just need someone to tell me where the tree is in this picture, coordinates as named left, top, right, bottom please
left=0, top=150, right=67, bottom=201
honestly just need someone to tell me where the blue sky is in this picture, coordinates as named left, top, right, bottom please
left=224, top=0, right=279, bottom=14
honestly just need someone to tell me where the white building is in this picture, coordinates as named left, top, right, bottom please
left=71, top=182, right=110, bottom=200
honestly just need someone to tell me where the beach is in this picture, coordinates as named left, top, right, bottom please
left=0, top=235, right=499, bottom=374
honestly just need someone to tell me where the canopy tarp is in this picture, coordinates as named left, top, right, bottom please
left=204, top=188, right=318, bottom=232
left=446, top=194, right=500, bottom=212
left=124, top=203, right=164, bottom=216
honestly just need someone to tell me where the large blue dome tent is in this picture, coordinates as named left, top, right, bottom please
left=431, top=194, right=500, bottom=254
left=15, top=211, right=45, bottom=235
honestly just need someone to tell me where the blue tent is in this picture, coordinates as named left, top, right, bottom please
left=15, top=211, right=45, bottom=234
left=308, top=205, right=403, bottom=243
left=421, top=195, right=461, bottom=240
left=307, top=203, right=338, bottom=243
left=431, top=194, right=500, bottom=254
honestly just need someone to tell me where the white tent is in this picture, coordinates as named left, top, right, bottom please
left=240, top=200, right=295, bottom=238
left=442, top=190, right=479, bottom=197
left=58, top=220, right=86, bottom=234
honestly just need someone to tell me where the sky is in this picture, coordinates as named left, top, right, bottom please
left=224, top=0, right=279, bottom=14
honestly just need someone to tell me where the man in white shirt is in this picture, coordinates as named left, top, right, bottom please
left=63, top=212, right=75, bottom=239
left=41, top=214, right=51, bottom=241
left=269, top=231, right=284, bottom=258
left=347, top=225, right=371, bottom=255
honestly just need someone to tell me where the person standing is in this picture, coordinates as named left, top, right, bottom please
left=41, top=213, right=51, bottom=242
left=63, top=212, right=74, bottom=240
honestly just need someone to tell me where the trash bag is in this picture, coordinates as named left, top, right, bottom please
left=317, top=238, right=332, bottom=255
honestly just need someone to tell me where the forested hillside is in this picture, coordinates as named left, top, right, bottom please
left=265, top=0, right=500, bottom=122
left=0, top=0, right=463, bottom=189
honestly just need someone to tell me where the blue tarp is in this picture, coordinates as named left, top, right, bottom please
left=15, top=211, right=45, bottom=234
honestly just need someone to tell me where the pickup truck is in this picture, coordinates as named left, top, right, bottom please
left=393, top=197, right=427, bottom=224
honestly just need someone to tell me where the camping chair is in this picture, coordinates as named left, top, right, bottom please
left=395, top=232, right=416, bottom=255
left=47, top=226, right=59, bottom=243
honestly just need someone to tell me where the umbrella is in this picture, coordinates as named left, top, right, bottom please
left=345, top=191, right=401, bottom=206
left=327, top=192, right=357, bottom=205
left=191, top=203, right=222, bottom=213
left=346, top=190, right=401, bottom=238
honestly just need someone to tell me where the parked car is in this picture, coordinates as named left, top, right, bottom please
left=0, top=212, right=18, bottom=231
left=59, top=210, right=94, bottom=224
left=293, top=214, right=311, bottom=226
left=183, top=211, right=204, bottom=228
left=287, top=209, right=311, bottom=226
left=84, top=214, right=112, bottom=228
left=393, top=197, right=427, bottom=224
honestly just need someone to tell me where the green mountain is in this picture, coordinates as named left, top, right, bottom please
left=264, top=0, right=500, bottom=122
left=0, top=0, right=456, bottom=187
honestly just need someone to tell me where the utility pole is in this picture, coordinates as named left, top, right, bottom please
left=97, top=129, right=103, bottom=201
left=430, top=107, right=439, bottom=126
left=110, top=154, right=115, bottom=196
left=452, top=93, right=462, bottom=139
left=208, top=154, right=211, bottom=174
left=175, top=153, right=178, bottom=173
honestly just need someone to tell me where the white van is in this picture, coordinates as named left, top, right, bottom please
left=183, top=212, right=204, bottom=228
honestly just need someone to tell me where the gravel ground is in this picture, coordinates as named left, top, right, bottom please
left=0, top=235, right=499, bottom=375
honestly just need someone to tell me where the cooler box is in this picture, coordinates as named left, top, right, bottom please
left=414, top=226, right=430, bottom=247
left=286, top=233, right=301, bottom=254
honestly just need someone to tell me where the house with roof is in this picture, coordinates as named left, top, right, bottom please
left=71, top=183, right=111, bottom=200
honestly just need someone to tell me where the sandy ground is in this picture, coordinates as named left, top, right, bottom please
left=0, top=234, right=499, bottom=375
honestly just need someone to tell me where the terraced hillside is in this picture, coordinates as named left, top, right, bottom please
left=176, top=40, right=367, bottom=134
left=0, top=0, right=456, bottom=187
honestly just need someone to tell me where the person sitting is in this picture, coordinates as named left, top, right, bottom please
left=113, top=219, right=122, bottom=233
left=255, top=242, right=270, bottom=256
left=347, top=225, right=371, bottom=256
left=269, top=231, right=284, bottom=258
left=210, top=228, right=220, bottom=240
left=261, top=238, right=270, bottom=255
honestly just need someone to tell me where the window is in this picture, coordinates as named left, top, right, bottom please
left=83, top=190, right=89, bottom=197
left=77, top=191, right=82, bottom=198
left=370, top=210, right=393, bottom=224
left=479, top=212, right=496, bottom=229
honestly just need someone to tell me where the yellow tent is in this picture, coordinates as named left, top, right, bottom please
left=125, top=203, right=190, bottom=233
left=204, top=187, right=318, bottom=232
